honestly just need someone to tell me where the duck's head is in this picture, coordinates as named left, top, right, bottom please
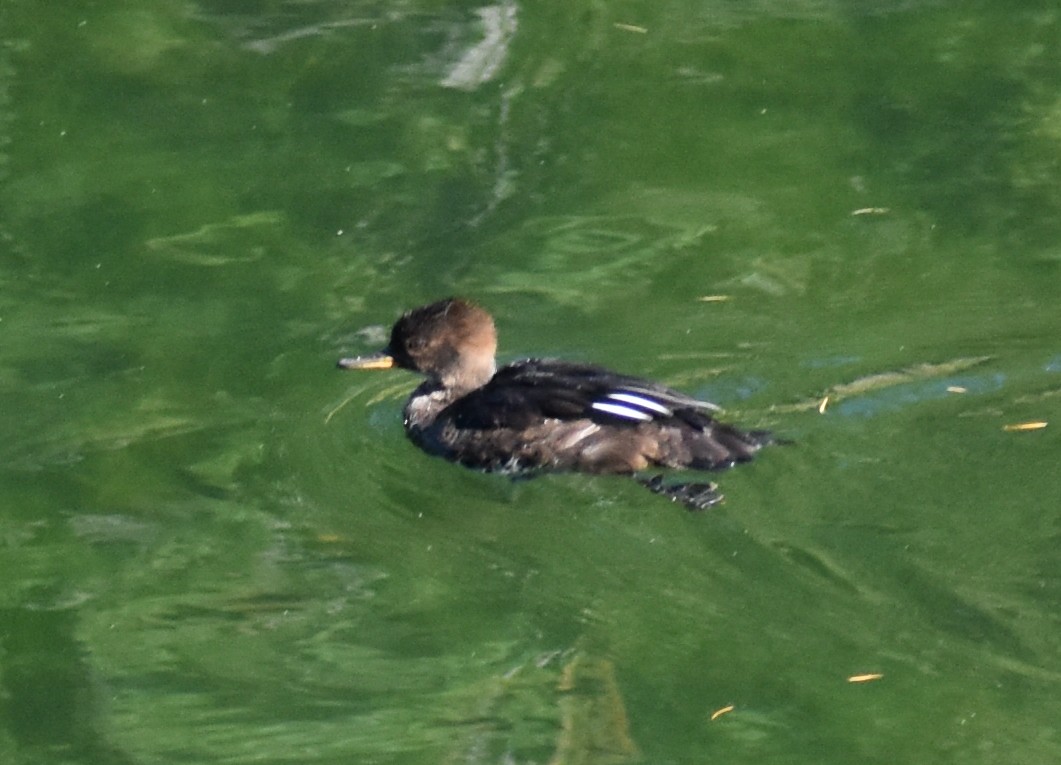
left=338, top=298, right=497, bottom=392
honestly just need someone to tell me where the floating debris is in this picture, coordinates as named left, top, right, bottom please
left=710, top=704, right=735, bottom=721
left=778, top=356, right=993, bottom=414
left=325, top=379, right=413, bottom=424
left=1002, top=421, right=1047, bottom=432
left=847, top=673, right=884, bottom=683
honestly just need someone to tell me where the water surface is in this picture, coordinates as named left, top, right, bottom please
left=1, top=2, right=1058, bottom=763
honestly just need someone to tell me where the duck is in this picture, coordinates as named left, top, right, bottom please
left=337, top=298, right=773, bottom=509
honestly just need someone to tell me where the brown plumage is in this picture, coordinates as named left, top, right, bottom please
left=338, top=298, right=774, bottom=509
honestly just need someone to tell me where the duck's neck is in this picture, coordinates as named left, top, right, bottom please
left=403, top=379, right=456, bottom=433
left=441, top=354, right=496, bottom=394
left=402, top=358, right=495, bottom=435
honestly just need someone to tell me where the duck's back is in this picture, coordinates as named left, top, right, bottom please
left=412, top=359, right=770, bottom=475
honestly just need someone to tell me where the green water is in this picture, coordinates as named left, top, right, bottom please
left=1, top=2, right=1058, bottom=763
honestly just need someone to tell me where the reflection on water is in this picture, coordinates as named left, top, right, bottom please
left=1, top=1, right=1059, bottom=763
left=0, top=606, right=136, bottom=764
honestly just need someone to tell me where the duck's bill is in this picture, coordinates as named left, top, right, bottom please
left=337, top=352, right=395, bottom=370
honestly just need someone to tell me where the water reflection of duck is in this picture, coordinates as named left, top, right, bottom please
left=338, top=298, right=773, bottom=509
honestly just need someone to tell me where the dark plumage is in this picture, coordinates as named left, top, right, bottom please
left=338, top=298, right=774, bottom=509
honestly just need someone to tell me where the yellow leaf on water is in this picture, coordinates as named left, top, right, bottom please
left=710, top=705, right=735, bottom=720
left=847, top=673, right=884, bottom=683
left=1003, top=421, right=1047, bottom=432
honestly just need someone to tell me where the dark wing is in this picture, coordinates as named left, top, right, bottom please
left=446, top=359, right=722, bottom=431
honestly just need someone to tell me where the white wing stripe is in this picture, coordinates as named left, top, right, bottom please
left=606, top=391, right=673, bottom=416
left=623, top=384, right=721, bottom=412
left=590, top=401, right=654, bottom=422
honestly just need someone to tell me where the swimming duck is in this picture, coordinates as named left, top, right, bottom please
left=338, top=298, right=773, bottom=509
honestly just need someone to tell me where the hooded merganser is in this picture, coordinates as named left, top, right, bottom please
left=337, top=298, right=773, bottom=510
